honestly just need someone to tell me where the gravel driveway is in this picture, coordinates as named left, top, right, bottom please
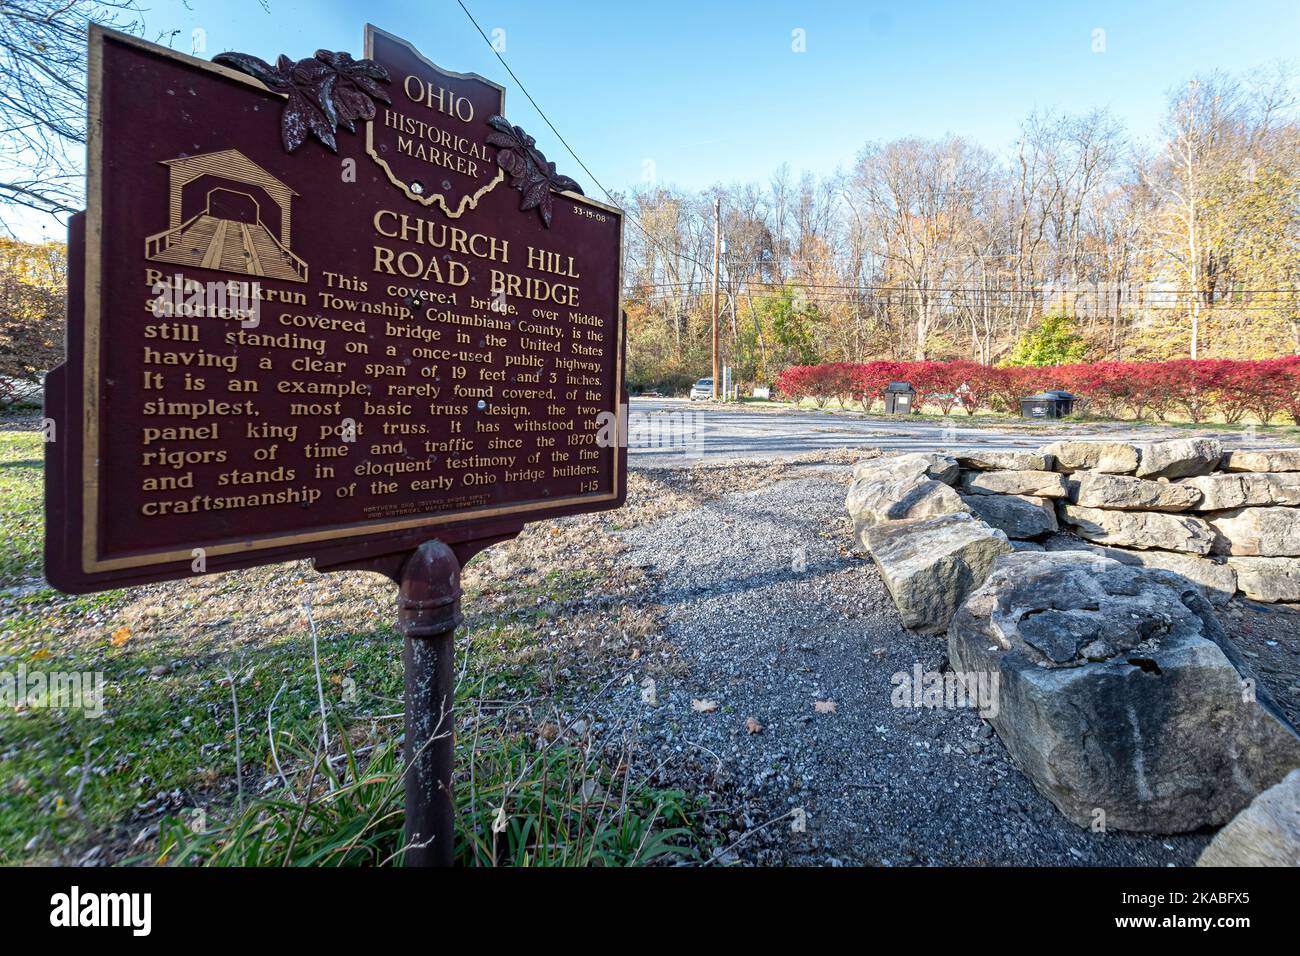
left=613, top=465, right=1214, bottom=865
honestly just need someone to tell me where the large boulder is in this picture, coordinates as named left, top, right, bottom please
left=1207, top=506, right=1300, bottom=557
left=1226, top=557, right=1300, bottom=603
left=948, top=551, right=1300, bottom=832
left=862, top=512, right=1012, bottom=634
left=1222, top=448, right=1300, bottom=473
left=1041, top=441, right=1140, bottom=474
left=962, top=469, right=1069, bottom=499
left=846, top=454, right=969, bottom=544
left=1069, top=472, right=1202, bottom=512
left=1178, top=472, right=1300, bottom=511
left=1060, top=504, right=1216, bottom=555
left=1197, top=769, right=1300, bottom=867
left=1133, top=438, right=1223, bottom=479
left=962, top=494, right=1058, bottom=540
left=956, top=449, right=1053, bottom=472
left=1042, top=536, right=1236, bottom=606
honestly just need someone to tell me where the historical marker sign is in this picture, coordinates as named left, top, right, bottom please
left=46, top=24, right=626, bottom=592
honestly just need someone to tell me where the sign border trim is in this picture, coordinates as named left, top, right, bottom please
left=79, top=25, right=626, bottom=575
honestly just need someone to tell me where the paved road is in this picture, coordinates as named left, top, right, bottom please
left=625, top=398, right=1275, bottom=468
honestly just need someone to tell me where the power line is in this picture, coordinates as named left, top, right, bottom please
left=638, top=278, right=1300, bottom=295
left=453, top=0, right=715, bottom=278
left=634, top=294, right=1295, bottom=311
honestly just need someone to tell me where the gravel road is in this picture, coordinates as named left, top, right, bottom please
left=610, top=465, right=1220, bottom=866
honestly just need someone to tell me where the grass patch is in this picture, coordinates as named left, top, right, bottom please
left=0, top=617, right=406, bottom=863
left=157, top=708, right=699, bottom=867
left=0, top=427, right=706, bottom=865
left=0, top=431, right=44, bottom=585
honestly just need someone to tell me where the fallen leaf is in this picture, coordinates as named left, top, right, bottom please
left=30, top=648, right=52, bottom=661
left=745, top=717, right=763, bottom=735
left=628, top=647, right=641, bottom=661
left=814, top=700, right=837, bottom=714
left=110, top=626, right=131, bottom=647
left=691, top=698, right=718, bottom=713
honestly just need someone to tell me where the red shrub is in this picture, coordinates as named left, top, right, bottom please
left=850, top=361, right=902, bottom=411
left=777, top=357, right=1300, bottom=423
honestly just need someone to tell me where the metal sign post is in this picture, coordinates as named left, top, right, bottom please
left=397, top=541, right=462, bottom=866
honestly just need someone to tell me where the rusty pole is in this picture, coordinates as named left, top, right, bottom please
left=398, top=540, right=463, bottom=867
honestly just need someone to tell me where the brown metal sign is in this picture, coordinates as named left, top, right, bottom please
left=45, top=24, right=626, bottom=593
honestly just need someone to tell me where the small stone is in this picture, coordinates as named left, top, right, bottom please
left=961, top=470, right=1069, bottom=499
left=1060, top=505, right=1216, bottom=554
left=1222, top=448, right=1300, bottom=473
left=1069, top=472, right=1202, bottom=512
left=955, top=450, right=1052, bottom=472
left=1226, top=556, right=1300, bottom=603
left=1179, top=472, right=1300, bottom=511
left=846, top=454, right=969, bottom=540
left=961, top=493, right=1058, bottom=539
left=1207, top=506, right=1300, bottom=557
left=1133, top=438, right=1223, bottom=479
left=863, top=512, right=1012, bottom=634
left=1041, top=441, right=1140, bottom=474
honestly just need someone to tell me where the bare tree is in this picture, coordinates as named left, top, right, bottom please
left=0, top=1, right=148, bottom=233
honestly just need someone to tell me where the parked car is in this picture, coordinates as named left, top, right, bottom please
left=689, top=377, right=713, bottom=400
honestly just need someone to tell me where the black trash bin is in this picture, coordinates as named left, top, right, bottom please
left=884, top=381, right=916, bottom=415
left=1019, top=389, right=1076, bottom=419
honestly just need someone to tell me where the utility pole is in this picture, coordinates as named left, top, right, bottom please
left=711, top=195, right=720, bottom=400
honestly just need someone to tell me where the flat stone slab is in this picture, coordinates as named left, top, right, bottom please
left=1041, top=441, right=1140, bottom=474
left=846, top=454, right=969, bottom=541
left=1178, top=472, right=1300, bottom=511
left=862, top=512, right=1011, bottom=634
left=1042, top=536, right=1236, bottom=605
left=1060, top=504, right=1216, bottom=554
left=1133, top=438, right=1223, bottom=479
left=1222, top=449, right=1300, bottom=473
left=961, top=469, right=1069, bottom=498
left=962, top=493, right=1058, bottom=540
left=1069, top=472, right=1202, bottom=512
left=955, top=450, right=1052, bottom=472
left=853, top=452, right=957, bottom=485
left=1207, top=506, right=1300, bottom=557
left=1227, top=556, right=1300, bottom=603
left=1197, top=769, right=1300, bottom=866
left=948, top=551, right=1300, bottom=832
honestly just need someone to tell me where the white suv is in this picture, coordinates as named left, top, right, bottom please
left=689, top=377, right=713, bottom=401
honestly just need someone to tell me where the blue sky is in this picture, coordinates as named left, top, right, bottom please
left=9, top=0, right=1300, bottom=239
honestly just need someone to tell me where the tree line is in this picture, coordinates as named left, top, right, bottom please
left=620, top=67, right=1300, bottom=393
